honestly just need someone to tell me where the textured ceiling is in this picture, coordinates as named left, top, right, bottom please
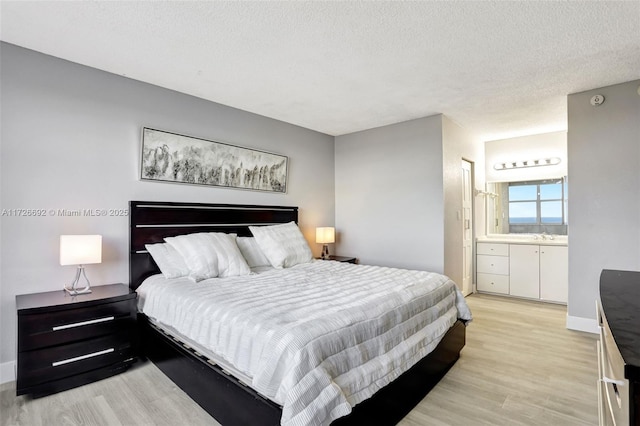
left=1, top=1, right=639, bottom=140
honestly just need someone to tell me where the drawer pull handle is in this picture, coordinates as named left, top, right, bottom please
left=52, top=316, right=115, bottom=331
left=602, top=375, right=625, bottom=386
left=52, top=348, right=114, bottom=367
left=601, top=378, right=624, bottom=411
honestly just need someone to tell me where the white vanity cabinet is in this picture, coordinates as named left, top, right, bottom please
left=476, top=238, right=568, bottom=304
left=476, top=243, right=510, bottom=294
left=539, top=246, right=568, bottom=303
left=509, top=245, right=540, bottom=299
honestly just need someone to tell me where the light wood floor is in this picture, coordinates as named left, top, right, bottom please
left=399, top=294, right=598, bottom=426
left=1, top=294, right=598, bottom=426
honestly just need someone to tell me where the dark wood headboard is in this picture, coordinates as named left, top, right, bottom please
left=129, top=201, right=298, bottom=290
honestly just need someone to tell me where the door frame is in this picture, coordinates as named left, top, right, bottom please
left=461, top=158, right=475, bottom=296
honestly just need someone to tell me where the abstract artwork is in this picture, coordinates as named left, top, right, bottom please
left=140, top=128, right=288, bottom=193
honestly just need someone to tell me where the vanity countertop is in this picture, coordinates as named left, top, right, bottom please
left=600, top=269, right=640, bottom=380
left=476, top=234, right=568, bottom=246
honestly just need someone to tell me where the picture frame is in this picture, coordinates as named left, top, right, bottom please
left=140, top=128, right=288, bottom=193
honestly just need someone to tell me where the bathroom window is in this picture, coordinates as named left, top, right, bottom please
left=508, top=178, right=566, bottom=225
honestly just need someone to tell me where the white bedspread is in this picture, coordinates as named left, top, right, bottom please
left=137, top=260, right=472, bottom=426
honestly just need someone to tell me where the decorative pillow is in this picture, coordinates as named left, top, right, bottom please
left=206, top=233, right=252, bottom=278
left=164, top=233, right=219, bottom=282
left=249, top=221, right=313, bottom=268
left=165, top=232, right=251, bottom=281
left=236, top=237, right=271, bottom=268
left=145, top=243, right=190, bottom=279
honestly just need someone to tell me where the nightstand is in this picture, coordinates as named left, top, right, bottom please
left=320, top=255, right=357, bottom=264
left=16, top=283, right=137, bottom=397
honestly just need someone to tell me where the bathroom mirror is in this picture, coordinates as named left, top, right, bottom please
left=485, top=177, right=568, bottom=235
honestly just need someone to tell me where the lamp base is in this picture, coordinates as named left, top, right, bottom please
left=320, top=244, right=330, bottom=260
left=64, top=265, right=92, bottom=295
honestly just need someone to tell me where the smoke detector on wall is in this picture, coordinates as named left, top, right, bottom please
left=590, top=94, right=605, bottom=106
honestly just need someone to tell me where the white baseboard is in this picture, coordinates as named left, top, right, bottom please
left=566, top=315, right=599, bottom=334
left=0, top=361, right=16, bottom=385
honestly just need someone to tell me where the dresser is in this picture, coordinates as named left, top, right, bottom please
left=16, top=284, right=137, bottom=396
left=598, top=270, right=640, bottom=426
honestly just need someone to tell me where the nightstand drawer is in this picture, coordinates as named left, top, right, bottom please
left=17, top=331, right=134, bottom=390
left=18, top=298, right=136, bottom=351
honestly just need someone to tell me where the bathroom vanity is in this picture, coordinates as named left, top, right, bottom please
left=476, top=234, right=568, bottom=303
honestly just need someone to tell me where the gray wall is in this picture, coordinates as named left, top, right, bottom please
left=334, top=116, right=445, bottom=271
left=567, top=80, right=640, bottom=328
left=0, top=43, right=335, bottom=377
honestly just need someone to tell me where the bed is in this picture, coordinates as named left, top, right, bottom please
left=129, top=200, right=471, bottom=425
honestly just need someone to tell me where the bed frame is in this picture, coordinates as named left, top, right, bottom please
left=129, top=200, right=466, bottom=425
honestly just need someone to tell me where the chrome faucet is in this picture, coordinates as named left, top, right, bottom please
left=533, top=233, right=551, bottom=240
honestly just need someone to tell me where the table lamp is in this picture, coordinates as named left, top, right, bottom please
left=60, top=235, right=102, bottom=295
left=316, top=227, right=335, bottom=260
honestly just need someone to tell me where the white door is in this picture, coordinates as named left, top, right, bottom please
left=461, top=160, right=473, bottom=296
left=509, top=244, right=540, bottom=299
left=540, top=245, right=568, bottom=303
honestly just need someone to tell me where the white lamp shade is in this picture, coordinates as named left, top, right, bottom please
left=60, top=235, right=102, bottom=265
left=316, top=227, right=335, bottom=244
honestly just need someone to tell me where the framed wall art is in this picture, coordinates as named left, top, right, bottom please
left=140, top=128, right=288, bottom=193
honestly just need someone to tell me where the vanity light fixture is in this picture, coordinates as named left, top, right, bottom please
left=493, top=157, right=561, bottom=171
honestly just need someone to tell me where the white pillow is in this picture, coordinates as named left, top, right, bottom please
left=207, top=233, right=252, bottom=278
left=165, top=233, right=219, bottom=282
left=145, top=243, right=190, bottom=279
left=249, top=222, right=313, bottom=268
left=236, top=237, right=271, bottom=268
left=165, top=232, right=251, bottom=281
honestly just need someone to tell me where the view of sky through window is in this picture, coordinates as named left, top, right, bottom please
left=508, top=181, right=564, bottom=224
